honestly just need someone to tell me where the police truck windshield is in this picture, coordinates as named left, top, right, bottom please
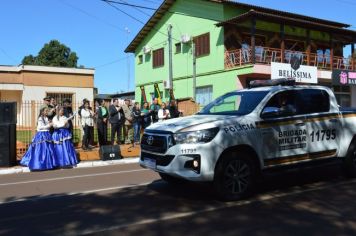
left=198, top=91, right=269, bottom=115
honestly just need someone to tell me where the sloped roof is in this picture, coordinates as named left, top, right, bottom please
left=125, top=0, right=351, bottom=53
left=216, top=10, right=356, bottom=42
left=214, top=0, right=349, bottom=28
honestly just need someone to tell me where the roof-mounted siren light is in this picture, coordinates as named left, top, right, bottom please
left=181, top=34, right=191, bottom=44
left=143, top=45, right=152, bottom=54
left=248, top=78, right=296, bottom=88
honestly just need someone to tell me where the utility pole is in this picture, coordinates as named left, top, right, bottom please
left=168, top=24, right=173, bottom=89
left=125, top=27, right=131, bottom=92
left=192, top=40, right=196, bottom=101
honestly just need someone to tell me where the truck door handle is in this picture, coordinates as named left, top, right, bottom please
left=294, top=120, right=305, bottom=126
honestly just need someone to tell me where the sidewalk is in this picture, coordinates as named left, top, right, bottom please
left=0, top=144, right=141, bottom=175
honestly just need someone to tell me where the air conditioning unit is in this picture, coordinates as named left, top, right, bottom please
left=163, top=80, right=171, bottom=89
left=143, top=45, right=151, bottom=54
left=181, top=34, right=191, bottom=43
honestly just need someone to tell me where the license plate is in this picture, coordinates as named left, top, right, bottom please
left=143, top=158, right=156, bottom=170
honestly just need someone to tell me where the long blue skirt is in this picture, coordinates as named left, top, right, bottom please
left=20, top=131, right=58, bottom=171
left=52, top=128, right=78, bottom=167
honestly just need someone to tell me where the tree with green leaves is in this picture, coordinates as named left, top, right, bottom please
left=22, top=40, right=78, bottom=68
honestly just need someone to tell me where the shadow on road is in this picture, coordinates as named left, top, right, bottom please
left=0, top=164, right=355, bottom=236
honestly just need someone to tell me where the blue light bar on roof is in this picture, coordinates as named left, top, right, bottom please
left=249, top=78, right=296, bottom=88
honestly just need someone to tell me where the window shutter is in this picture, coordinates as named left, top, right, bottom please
left=153, top=48, right=164, bottom=68
left=194, top=33, right=210, bottom=57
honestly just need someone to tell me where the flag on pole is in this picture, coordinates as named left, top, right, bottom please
left=154, top=83, right=162, bottom=105
left=140, top=86, right=147, bottom=108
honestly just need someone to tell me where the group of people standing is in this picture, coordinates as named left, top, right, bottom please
left=21, top=96, right=78, bottom=171
left=95, top=97, right=182, bottom=146
left=112, top=98, right=181, bottom=145
left=20, top=96, right=182, bottom=171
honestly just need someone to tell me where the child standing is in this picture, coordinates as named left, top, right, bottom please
left=20, top=107, right=58, bottom=171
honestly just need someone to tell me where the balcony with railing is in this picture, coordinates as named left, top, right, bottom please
left=225, top=46, right=355, bottom=71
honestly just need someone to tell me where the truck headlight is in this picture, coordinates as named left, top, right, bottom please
left=173, top=128, right=219, bottom=144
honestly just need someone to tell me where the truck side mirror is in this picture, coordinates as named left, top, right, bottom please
left=261, top=107, right=280, bottom=118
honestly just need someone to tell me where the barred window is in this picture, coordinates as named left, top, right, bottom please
left=194, top=33, right=210, bottom=57
left=46, top=93, right=73, bottom=105
left=153, top=48, right=164, bottom=68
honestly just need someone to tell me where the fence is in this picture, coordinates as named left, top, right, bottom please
left=17, top=101, right=93, bottom=158
left=16, top=100, right=201, bottom=159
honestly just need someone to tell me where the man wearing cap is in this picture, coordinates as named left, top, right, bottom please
left=39, top=96, right=51, bottom=112
left=63, top=99, right=74, bottom=137
left=47, top=96, right=57, bottom=121
left=122, top=98, right=133, bottom=145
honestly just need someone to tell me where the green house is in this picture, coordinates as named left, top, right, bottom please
left=126, top=0, right=356, bottom=107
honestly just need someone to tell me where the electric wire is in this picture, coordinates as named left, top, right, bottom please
left=94, top=55, right=133, bottom=68
left=57, top=0, right=127, bottom=32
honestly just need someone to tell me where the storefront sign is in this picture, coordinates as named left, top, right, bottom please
left=271, top=62, right=318, bottom=84
left=332, top=69, right=356, bottom=86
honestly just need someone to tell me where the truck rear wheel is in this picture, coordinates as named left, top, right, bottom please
left=214, top=152, right=257, bottom=201
left=342, top=141, right=356, bottom=178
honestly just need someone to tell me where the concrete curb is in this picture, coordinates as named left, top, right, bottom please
left=0, top=157, right=140, bottom=175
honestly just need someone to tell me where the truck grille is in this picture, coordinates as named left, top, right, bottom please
left=141, top=133, right=171, bottom=154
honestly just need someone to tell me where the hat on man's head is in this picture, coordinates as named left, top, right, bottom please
left=83, top=98, right=89, bottom=103
left=43, top=96, right=51, bottom=101
left=124, top=98, right=130, bottom=101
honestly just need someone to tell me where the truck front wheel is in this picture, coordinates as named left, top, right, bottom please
left=342, top=141, right=356, bottom=178
left=214, top=152, right=257, bottom=201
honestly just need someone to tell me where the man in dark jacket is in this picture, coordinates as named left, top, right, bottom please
left=168, top=100, right=181, bottom=118
left=109, top=99, right=124, bottom=145
left=63, top=98, right=74, bottom=137
left=149, top=98, right=160, bottom=123
left=96, top=99, right=109, bottom=146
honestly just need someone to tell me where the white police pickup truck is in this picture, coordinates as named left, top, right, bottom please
left=140, top=79, right=356, bottom=200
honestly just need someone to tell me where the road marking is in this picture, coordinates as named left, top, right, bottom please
left=77, top=178, right=356, bottom=235
left=0, top=169, right=149, bottom=187
left=0, top=182, right=153, bottom=206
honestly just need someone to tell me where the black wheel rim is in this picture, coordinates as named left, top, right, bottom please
left=223, top=160, right=250, bottom=194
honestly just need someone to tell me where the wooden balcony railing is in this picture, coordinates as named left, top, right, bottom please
left=225, top=47, right=355, bottom=71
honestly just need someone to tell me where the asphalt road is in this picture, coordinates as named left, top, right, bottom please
left=0, top=162, right=356, bottom=236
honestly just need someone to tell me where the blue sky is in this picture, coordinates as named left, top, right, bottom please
left=0, top=0, right=355, bottom=94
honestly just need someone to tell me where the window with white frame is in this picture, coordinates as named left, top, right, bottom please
left=196, top=86, right=213, bottom=106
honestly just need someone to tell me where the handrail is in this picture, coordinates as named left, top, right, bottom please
left=225, top=47, right=354, bottom=70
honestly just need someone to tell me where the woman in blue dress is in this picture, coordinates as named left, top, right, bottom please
left=20, top=107, right=58, bottom=171
left=52, top=106, right=78, bottom=167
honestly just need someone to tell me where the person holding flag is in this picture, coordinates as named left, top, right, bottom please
left=150, top=83, right=162, bottom=123
left=167, top=88, right=181, bottom=118
left=140, top=86, right=151, bottom=128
